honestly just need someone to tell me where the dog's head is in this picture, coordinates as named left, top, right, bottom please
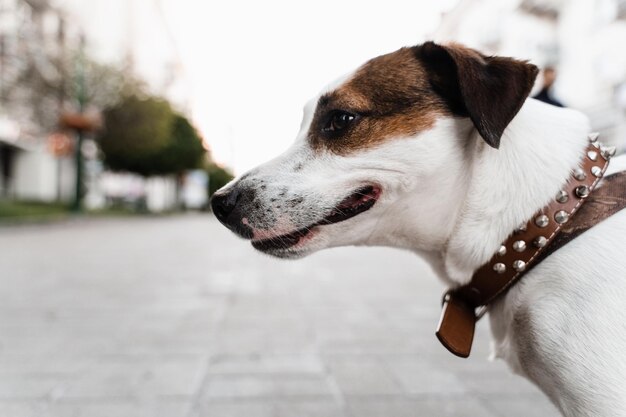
left=211, top=42, right=538, bottom=258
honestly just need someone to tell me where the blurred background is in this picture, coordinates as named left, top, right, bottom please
left=0, top=0, right=625, bottom=416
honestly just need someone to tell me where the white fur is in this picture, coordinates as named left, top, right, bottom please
left=222, top=72, right=626, bottom=416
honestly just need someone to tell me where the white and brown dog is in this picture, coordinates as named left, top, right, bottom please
left=212, top=42, right=626, bottom=416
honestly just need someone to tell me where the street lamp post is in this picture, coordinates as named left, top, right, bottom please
left=71, top=33, right=87, bottom=212
left=60, top=33, right=98, bottom=212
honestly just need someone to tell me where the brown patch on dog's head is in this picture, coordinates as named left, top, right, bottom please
left=308, top=47, right=447, bottom=154
left=308, top=42, right=538, bottom=154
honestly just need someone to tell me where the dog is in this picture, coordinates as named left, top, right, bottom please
left=211, top=41, right=626, bottom=416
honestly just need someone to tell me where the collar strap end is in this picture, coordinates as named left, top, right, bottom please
left=436, top=292, right=476, bottom=358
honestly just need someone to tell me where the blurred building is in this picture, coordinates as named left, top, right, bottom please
left=56, top=0, right=191, bottom=113
left=0, top=0, right=196, bottom=210
left=0, top=0, right=78, bottom=200
left=434, top=0, right=626, bottom=151
left=59, top=0, right=194, bottom=211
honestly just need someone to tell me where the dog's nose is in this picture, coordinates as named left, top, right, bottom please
left=211, top=188, right=240, bottom=225
left=211, top=186, right=255, bottom=239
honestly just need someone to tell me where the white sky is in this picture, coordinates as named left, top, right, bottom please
left=58, top=0, right=459, bottom=174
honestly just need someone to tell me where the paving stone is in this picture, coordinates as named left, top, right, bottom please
left=0, top=215, right=561, bottom=416
left=458, top=369, right=543, bottom=395
left=346, top=397, right=499, bottom=417
left=208, top=354, right=325, bottom=375
left=0, top=354, right=93, bottom=376
left=384, top=358, right=468, bottom=395
left=192, top=402, right=274, bottom=417
left=483, top=394, right=560, bottom=417
left=0, top=402, right=49, bottom=417
left=274, top=400, right=347, bottom=417
left=60, top=357, right=207, bottom=399
left=325, top=356, right=401, bottom=396
left=202, top=375, right=336, bottom=400
left=47, top=400, right=191, bottom=417
left=0, top=375, right=64, bottom=400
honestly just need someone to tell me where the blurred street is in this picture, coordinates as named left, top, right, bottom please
left=0, top=215, right=559, bottom=417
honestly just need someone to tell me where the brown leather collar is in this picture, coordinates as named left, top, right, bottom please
left=436, top=134, right=615, bottom=358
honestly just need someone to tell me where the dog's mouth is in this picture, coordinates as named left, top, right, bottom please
left=251, top=185, right=381, bottom=254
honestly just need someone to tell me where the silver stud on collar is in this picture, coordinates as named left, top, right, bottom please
left=513, top=240, right=526, bottom=252
left=587, top=150, right=598, bottom=161
left=534, top=236, right=547, bottom=248
left=513, top=260, right=526, bottom=272
left=493, top=263, right=506, bottom=274
left=601, top=146, right=616, bottom=160
left=535, top=214, right=549, bottom=228
left=591, top=166, right=603, bottom=178
left=588, top=132, right=599, bottom=143
left=515, top=223, right=528, bottom=233
left=497, top=245, right=507, bottom=257
left=555, top=210, right=569, bottom=224
left=555, top=190, right=569, bottom=203
left=573, top=168, right=586, bottom=181
left=575, top=185, right=590, bottom=198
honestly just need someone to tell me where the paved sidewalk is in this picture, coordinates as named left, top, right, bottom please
left=0, top=215, right=559, bottom=417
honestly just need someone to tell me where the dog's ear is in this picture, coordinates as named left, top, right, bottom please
left=415, top=41, right=539, bottom=149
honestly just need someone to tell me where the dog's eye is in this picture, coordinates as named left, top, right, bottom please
left=323, top=111, right=356, bottom=133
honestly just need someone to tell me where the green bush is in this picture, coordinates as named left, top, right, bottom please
left=150, top=115, right=206, bottom=175
left=98, top=95, right=206, bottom=176
left=206, top=164, right=234, bottom=198
left=0, top=200, right=68, bottom=219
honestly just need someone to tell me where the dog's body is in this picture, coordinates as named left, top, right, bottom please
left=212, top=42, right=626, bottom=416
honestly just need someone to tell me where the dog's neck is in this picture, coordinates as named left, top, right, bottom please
left=439, top=99, right=589, bottom=284
left=439, top=99, right=590, bottom=285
